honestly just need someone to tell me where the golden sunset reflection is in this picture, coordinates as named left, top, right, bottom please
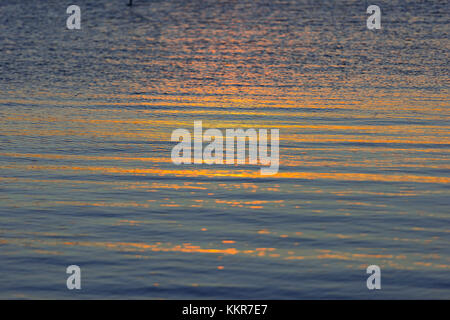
left=0, top=0, right=449, bottom=299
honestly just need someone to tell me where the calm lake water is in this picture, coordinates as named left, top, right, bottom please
left=0, top=0, right=449, bottom=299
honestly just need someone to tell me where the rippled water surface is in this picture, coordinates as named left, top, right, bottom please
left=0, top=0, right=449, bottom=299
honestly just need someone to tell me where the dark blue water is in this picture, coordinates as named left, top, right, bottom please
left=0, top=0, right=449, bottom=299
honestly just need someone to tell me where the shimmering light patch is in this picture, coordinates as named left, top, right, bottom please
left=3, top=164, right=448, bottom=184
